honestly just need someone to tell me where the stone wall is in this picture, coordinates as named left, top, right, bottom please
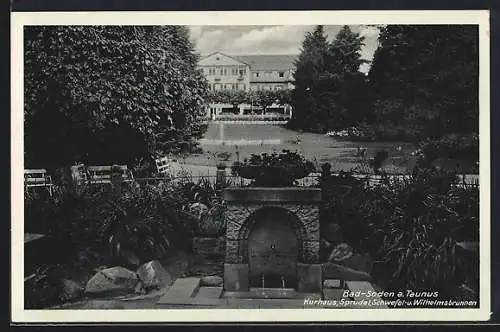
left=224, top=203, right=320, bottom=264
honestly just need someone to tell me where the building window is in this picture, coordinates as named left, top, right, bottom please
left=279, top=71, right=284, bottom=78
left=275, top=85, right=282, bottom=91
left=255, top=72, right=260, bottom=77
left=216, top=56, right=220, bottom=60
left=223, top=68, right=227, bottom=76
left=239, top=69, right=246, bottom=76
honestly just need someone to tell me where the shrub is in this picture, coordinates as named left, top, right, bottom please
left=362, top=169, right=478, bottom=296
left=320, top=165, right=479, bottom=298
left=24, top=182, right=198, bottom=264
left=419, top=133, right=479, bottom=164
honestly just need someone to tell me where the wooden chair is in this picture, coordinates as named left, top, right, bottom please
left=87, top=165, right=134, bottom=185
left=24, top=169, right=54, bottom=196
left=155, top=156, right=172, bottom=177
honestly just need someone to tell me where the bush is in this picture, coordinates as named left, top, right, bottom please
left=24, top=182, right=198, bottom=264
left=419, top=133, right=479, bottom=164
left=320, top=166, right=479, bottom=298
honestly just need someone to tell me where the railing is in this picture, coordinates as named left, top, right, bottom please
left=133, top=171, right=479, bottom=190
left=324, top=172, right=480, bottom=189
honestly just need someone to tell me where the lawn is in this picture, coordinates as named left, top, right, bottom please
left=182, top=123, right=420, bottom=174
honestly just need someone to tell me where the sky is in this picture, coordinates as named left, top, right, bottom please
left=189, top=25, right=380, bottom=73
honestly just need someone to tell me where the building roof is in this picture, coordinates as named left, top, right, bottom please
left=233, top=55, right=297, bottom=71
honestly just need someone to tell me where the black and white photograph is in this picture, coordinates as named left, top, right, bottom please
left=11, top=10, right=490, bottom=322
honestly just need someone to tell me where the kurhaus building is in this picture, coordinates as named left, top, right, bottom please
left=198, top=52, right=296, bottom=92
left=198, top=52, right=296, bottom=117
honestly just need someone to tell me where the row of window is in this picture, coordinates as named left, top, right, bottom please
left=254, top=71, right=285, bottom=78
left=251, top=84, right=284, bottom=91
left=206, top=67, right=247, bottom=76
left=203, top=67, right=286, bottom=78
left=208, top=83, right=286, bottom=91
left=209, top=83, right=247, bottom=91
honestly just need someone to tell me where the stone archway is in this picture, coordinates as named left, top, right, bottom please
left=223, top=187, right=322, bottom=293
left=245, top=207, right=302, bottom=288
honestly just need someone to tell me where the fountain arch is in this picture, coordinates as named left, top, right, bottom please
left=223, top=187, right=322, bottom=293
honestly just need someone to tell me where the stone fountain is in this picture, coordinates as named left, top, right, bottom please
left=223, top=186, right=322, bottom=298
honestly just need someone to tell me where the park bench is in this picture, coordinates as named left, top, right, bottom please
left=155, top=156, right=172, bottom=177
left=87, top=165, right=134, bottom=184
left=24, top=169, right=54, bottom=196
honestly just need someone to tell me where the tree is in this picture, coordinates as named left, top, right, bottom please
left=368, top=25, right=479, bottom=139
left=24, top=26, right=209, bottom=171
left=319, top=25, right=369, bottom=130
left=253, top=90, right=278, bottom=113
left=289, top=25, right=330, bottom=131
left=289, top=25, right=369, bottom=132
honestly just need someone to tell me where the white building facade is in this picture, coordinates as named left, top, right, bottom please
left=197, top=52, right=296, bottom=117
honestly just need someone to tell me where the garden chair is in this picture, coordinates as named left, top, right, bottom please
left=155, top=156, right=172, bottom=177
left=24, top=169, right=54, bottom=196
left=87, top=165, right=134, bottom=184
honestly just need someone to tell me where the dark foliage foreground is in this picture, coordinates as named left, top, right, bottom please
left=322, top=166, right=479, bottom=300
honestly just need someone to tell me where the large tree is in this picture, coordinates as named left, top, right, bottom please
left=24, top=26, right=209, bottom=171
left=289, top=25, right=330, bottom=131
left=289, top=25, right=369, bottom=132
left=319, top=25, right=370, bottom=130
left=368, top=25, right=479, bottom=139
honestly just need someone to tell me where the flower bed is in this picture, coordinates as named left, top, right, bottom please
left=232, top=150, right=315, bottom=187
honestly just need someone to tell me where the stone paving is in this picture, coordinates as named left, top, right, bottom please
left=153, top=277, right=363, bottom=309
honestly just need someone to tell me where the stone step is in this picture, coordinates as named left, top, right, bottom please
left=195, top=286, right=223, bottom=299
left=345, top=281, right=388, bottom=308
left=323, top=263, right=372, bottom=282
left=157, top=277, right=201, bottom=304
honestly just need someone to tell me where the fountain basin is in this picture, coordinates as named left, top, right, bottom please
left=222, top=288, right=321, bottom=300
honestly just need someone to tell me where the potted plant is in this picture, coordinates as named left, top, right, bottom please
left=232, top=150, right=315, bottom=187
left=208, top=152, right=232, bottom=169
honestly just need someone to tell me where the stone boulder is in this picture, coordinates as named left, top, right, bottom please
left=59, top=278, right=84, bottom=302
left=137, top=260, right=172, bottom=290
left=328, top=243, right=354, bottom=262
left=85, top=266, right=139, bottom=296
left=200, top=275, right=223, bottom=287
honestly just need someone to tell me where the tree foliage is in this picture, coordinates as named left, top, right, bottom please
left=290, top=25, right=370, bottom=132
left=24, top=26, right=209, bottom=171
left=206, top=89, right=291, bottom=112
left=368, top=25, right=479, bottom=139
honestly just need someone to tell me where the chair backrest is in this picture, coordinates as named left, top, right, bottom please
left=24, top=169, right=49, bottom=185
left=87, top=165, right=133, bottom=183
left=155, top=157, right=171, bottom=175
